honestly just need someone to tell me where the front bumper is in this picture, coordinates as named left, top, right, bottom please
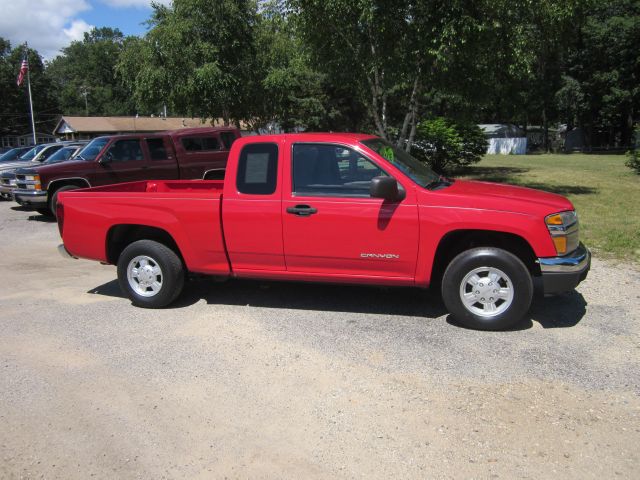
left=0, top=185, right=14, bottom=199
left=13, top=189, right=48, bottom=209
left=538, top=242, right=591, bottom=294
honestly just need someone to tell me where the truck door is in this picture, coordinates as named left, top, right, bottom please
left=221, top=141, right=285, bottom=271
left=142, top=136, right=179, bottom=179
left=93, top=138, right=150, bottom=185
left=282, top=142, right=419, bottom=280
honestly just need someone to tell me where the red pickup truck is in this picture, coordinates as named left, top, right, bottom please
left=13, top=126, right=240, bottom=215
left=57, top=133, right=590, bottom=330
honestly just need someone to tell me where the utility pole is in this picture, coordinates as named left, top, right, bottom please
left=80, top=86, right=89, bottom=116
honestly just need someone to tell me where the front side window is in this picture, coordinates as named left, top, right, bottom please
left=236, top=143, right=278, bottom=195
left=292, top=144, right=387, bottom=197
left=105, top=139, right=144, bottom=162
left=182, top=136, right=220, bottom=152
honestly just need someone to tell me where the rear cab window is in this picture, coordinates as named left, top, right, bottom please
left=236, top=143, right=278, bottom=195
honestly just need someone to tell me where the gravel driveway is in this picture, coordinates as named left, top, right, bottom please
left=0, top=201, right=639, bottom=479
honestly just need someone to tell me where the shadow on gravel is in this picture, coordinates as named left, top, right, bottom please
left=89, top=277, right=449, bottom=318
left=10, top=205, right=56, bottom=222
left=89, top=276, right=587, bottom=328
left=529, top=291, right=587, bottom=328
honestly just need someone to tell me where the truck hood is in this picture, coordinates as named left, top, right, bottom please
left=420, top=179, right=574, bottom=217
left=0, top=159, right=32, bottom=173
left=17, top=159, right=90, bottom=176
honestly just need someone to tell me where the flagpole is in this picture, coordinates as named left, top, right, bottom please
left=25, top=43, right=37, bottom=145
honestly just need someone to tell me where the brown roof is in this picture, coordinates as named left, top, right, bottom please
left=54, top=116, right=237, bottom=135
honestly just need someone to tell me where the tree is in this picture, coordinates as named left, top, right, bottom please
left=0, top=39, right=58, bottom=137
left=250, top=0, right=329, bottom=132
left=118, top=0, right=259, bottom=125
left=569, top=0, right=640, bottom=147
left=47, top=28, right=136, bottom=116
left=290, top=0, right=486, bottom=149
left=412, top=117, right=487, bottom=173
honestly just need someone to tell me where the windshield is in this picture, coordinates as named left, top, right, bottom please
left=0, top=148, right=27, bottom=162
left=18, top=145, right=45, bottom=161
left=76, top=137, right=109, bottom=161
left=44, top=147, right=76, bottom=164
left=360, top=138, right=440, bottom=188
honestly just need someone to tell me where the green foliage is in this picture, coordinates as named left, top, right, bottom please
left=626, top=126, right=640, bottom=174
left=117, top=0, right=258, bottom=123
left=412, top=118, right=487, bottom=173
left=47, top=28, right=135, bottom=116
left=555, top=75, right=586, bottom=129
left=0, top=38, right=58, bottom=136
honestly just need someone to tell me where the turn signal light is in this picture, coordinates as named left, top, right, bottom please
left=545, top=213, right=564, bottom=225
left=552, top=236, right=568, bottom=255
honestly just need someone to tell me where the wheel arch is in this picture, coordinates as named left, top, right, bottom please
left=106, top=224, right=184, bottom=265
left=430, top=229, right=540, bottom=287
left=47, top=177, right=91, bottom=194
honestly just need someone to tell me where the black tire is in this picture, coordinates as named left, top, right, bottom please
left=50, top=185, right=80, bottom=216
left=36, top=208, right=53, bottom=216
left=441, top=247, right=533, bottom=331
left=117, top=239, right=185, bottom=308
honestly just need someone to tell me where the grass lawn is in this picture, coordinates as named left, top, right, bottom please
left=459, top=154, right=640, bottom=264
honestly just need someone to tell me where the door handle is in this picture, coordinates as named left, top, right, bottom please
left=286, top=204, right=318, bottom=216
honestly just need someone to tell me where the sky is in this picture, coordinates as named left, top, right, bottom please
left=0, top=0, right=172, bottom=60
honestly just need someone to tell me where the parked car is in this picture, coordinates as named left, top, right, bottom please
left=56, top=132, right=590, bottom=331
left=0, top=146, right=32, bottom=163
left=13, top=127, right=240, bottom=216
left=0, top=143, right=71, bottom=175
left=1, top=143, right=87, bottom=200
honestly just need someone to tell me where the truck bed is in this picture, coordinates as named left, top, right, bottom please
left=77, top=179, right=225, bottom=195
left=58, top=180, right=230, bottom=275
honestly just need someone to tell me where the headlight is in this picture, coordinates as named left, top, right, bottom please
left=24, top=174, right=42, bottom=191
left=545, top=210, right=579, bottom=255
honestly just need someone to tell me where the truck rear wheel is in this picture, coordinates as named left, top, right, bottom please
left=117, top=240, right=185, bottom=308
left=441, top=247, right=533, bottom=330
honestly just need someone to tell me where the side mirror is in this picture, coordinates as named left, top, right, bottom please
left=99, top=152, right=113, bottom=164
left=370, top=176, right=404, bottom=201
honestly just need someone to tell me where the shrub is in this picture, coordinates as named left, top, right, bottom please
left=626, top=125, right=640, bottom=175
left=411, top=117, right=487, bottom=173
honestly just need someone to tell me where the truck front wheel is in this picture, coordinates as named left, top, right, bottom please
left=441, top=247, right=533, bottom=330
left=117, top=240, right=185, bottom=308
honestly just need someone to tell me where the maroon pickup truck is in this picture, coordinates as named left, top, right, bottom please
left=13, top=126, right=240, bottom=215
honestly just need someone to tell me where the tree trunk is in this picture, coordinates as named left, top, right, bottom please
left=398, top=72, right=421, bottom=148
left=542, top=107, right=549, bottom=153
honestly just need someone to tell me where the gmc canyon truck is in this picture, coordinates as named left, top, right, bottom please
left=57, top=133, right=590, bottom=330
left=13, top=126, right=240, bottom=215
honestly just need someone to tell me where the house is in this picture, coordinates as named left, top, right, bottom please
left=478, top=124, right=527, bottom=154
left=0, top=132, right=57, bottom=148
left=53, top=116, right=236, bottom=140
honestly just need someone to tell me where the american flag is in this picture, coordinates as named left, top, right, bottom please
left=16, top=54, right=28, bottom=87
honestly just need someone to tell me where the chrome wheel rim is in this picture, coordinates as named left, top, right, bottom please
left=459, top=266, right=514, bottom=318
left=127, top=255, right=163, bottom=297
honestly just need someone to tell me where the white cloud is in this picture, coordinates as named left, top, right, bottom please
left=100, top=0, right=171, bottom=7
left=0, top=0, right=94, bottom=59
left=64, top=19, right=94, bottom=42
